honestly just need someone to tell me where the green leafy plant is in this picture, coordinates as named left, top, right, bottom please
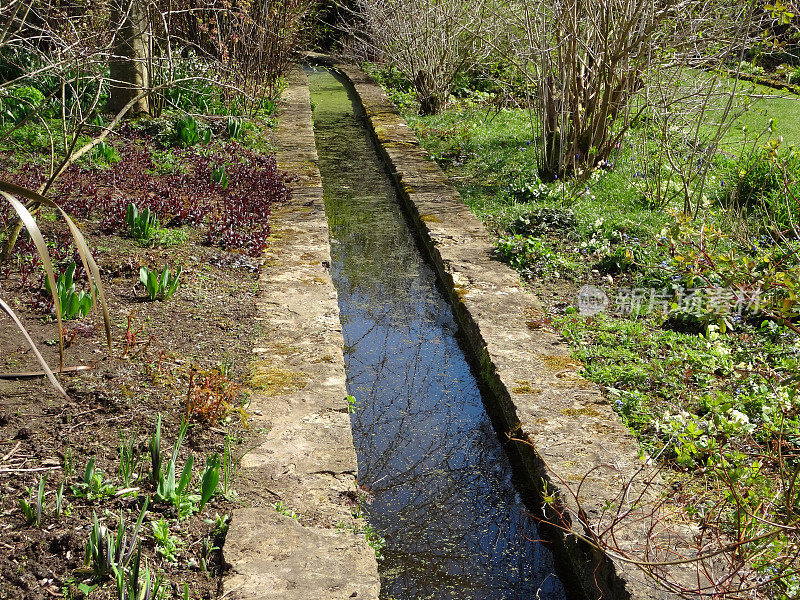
left=91, top=140, right=120, bottom=165
left=44, top=262, right=93, bottom=320
left=139, top=265, right=182, bottom=301
left=362, top=524, right=386, bottom=560
left=273, top=501, right=299, bottom=521
left=508, top=207, right=577, bottom=236
left=0, top=85, right=45, bottom=124
left=174, top=115, right=211, bottom=147
left=508, top=180, right=553, bottom=203
left=151, top=518, right=179, bottom=563
left=71, top=457, right=117, bottom=500
left=226, top=117, right=243, bottom=139
left=210, top=165, right=229, bottom=189
left=125, top=203, right=158, bottom=242
left=199, top=454, right=220, bottom=512
left=154, top=419, right=196, bottom=517
left=176, top=115, right=199, bottom=146
left=19, top=474, right=46, bottom=526
left=335, top=520, right=386, bottom=560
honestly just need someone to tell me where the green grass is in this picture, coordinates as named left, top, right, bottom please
left=728, top=83, right=800, bottom=147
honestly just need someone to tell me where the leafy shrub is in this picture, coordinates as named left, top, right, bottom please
left=0, top=85, right=45, bottom=124
left=663, top=216, right=800, bottom=328
left=594, top=247, right=635, bottom=274
left=362, top=63, right=418, bottom=112
left=494, top=234, right=558, bottom=276
left=161, top=53, right=228, bottom=115
left=508, top=180, right=553, bottom=203
left=717, top=145, right=800, bottom=230
left=788, top=65, right=800, bottom=85
left=508, top=207, right=577, bottom=236
left=738, top=60, right=765, bottom=76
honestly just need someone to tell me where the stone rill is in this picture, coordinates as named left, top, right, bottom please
left=307, top=65, right=566, bottom=600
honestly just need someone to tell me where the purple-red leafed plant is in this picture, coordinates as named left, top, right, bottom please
left=2, top=128, right=291, bottom=260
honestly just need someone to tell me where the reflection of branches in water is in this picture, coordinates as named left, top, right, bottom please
left=342, top=268, right=562, bottom=598
left=317, top=107, right=428, bottom=305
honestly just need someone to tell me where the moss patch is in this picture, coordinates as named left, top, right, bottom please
left=269, top=343, right=303, bottom=356
left=250, top=363, right=309, bottom=396
left=538, top=354, right=581, bottom=371
left=453, top=284, right=469, bottom=300
left=419, top=213, right=443, bottom=223
left=512, top=381, right=542, bottom=395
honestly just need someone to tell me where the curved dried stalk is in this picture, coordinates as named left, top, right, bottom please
left=0, top=183, right=113, bottom=399
left=0, top=182, right=113, bottom=359
left=0, top=295, right=67, bottom=398
left=1, top=190, right=65, bottom=368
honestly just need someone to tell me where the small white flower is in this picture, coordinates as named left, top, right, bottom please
left=728, top=409, right=749, bottom=426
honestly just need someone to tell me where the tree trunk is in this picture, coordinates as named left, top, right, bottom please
left=107, top=0, right=151, bottom=115
left=415, top=70, right=442, bottom=115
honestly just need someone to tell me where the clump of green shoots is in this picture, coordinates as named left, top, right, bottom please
left=150, top=416, right=220, bottom=518
left=126, top=203, right=158, bottom=243
left=71, top=457, right=117, bottom=500
left=19, top=473, right=47, bottom=526
left=84, top=499, right=148, bottom=580
left=139, top=265, right=182, bottom=301
left=45, top=262, right=94, bottom=320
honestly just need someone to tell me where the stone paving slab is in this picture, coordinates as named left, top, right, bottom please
left=222, top=66, right=380, bottom=600
left=225, top=509, right=379, bottom=600
left=308, top=54, right=699, bottom=600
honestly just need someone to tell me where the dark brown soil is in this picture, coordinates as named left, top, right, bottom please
left=0, top=195, right=271, bottom=599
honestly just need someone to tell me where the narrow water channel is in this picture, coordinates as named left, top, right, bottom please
left=307, top=66, right=567, bottom=600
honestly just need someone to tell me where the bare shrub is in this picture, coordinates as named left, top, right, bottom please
left=345, top=0, right=495, bottom=114
left=508, top=0, right=760, bottom=182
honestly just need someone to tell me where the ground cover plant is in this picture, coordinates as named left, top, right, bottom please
left=365, top=56, right=800, bottom=597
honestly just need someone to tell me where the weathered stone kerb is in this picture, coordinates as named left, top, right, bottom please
left=308, top=54, right=694, bottom=600
left=222, top=66, right=380, bottom=600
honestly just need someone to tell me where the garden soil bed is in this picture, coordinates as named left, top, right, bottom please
left=0, top=130, right=289, bottom=599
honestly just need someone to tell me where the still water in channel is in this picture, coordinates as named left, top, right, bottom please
left=307, top=66, right=566, bottom=600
